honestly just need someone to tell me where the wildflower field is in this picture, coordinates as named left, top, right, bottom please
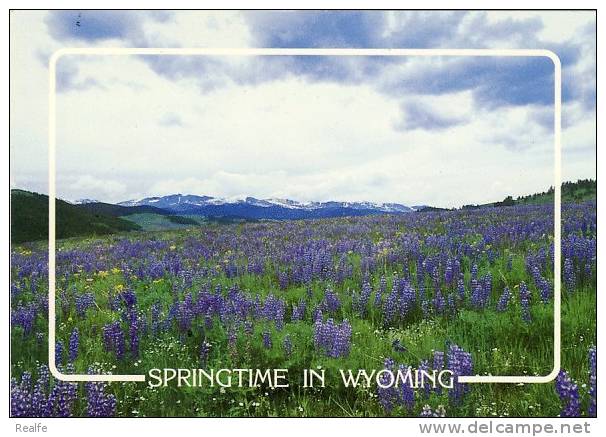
left=10, top=201, right=596, bottom=417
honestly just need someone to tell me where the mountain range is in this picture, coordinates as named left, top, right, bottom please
left=115, top=194, right=416, bottom=220
left=11, top=179, right=596, bottom=243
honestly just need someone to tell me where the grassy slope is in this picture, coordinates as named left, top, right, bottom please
left=513, top=179, right=596, bottom=205
left=10, top=189, right=141, bottom=244
left=120, top=213, right=202, bottom=231
left=461, top=179, right=596, bottom=210
left=76, top=201, right=172, bottom=217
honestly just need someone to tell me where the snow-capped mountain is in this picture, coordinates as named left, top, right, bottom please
left=73, top=198, right=100, bottom=205
left=118, top=194, right=413, bottom=220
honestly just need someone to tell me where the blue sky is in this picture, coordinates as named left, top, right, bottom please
left=10, top=10, right=596, bottom=207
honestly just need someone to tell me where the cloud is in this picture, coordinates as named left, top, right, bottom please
left=57, top=174, right=128, bottom=201
left=55, top=56, right=105, bottom=92
left=378, top=56, right=557, bottom=110
left=46, top=11, right=138, bottom=41
left=396, top=101, right=467, bottom=131
left=10, top=11, right=596, bottom=208
left=43, top=10, right=594, bottom=112
left=45, top=10, right=170, bottom=43
left=158, top=113, right=185, bottom=127
left=244, top=11, right=386, bottom=48
left=241, top=10, right=587, bottom=109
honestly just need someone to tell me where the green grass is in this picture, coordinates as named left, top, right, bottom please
left=120, top=213, right=203, bottom=231
left=10, top=210, right=596, bottom=418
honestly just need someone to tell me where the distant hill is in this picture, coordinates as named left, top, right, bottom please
left=76, top=201, right=172, bottom=217
left=461, top=179, right=596, bottom=210
left=415, top=206, right=452, bottom=212
left=119, top=213, right=202, bottom=231
left=78, top=202, right=201, bottom=229
left=11, top=190, right=141, bottom=244
left=509, top=179, right=596, bottom=205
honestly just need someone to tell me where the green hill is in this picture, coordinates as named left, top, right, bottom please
left=494, top=179, right=598, bottom=206
left=79, top=202, right=200, bottom=229
left=11, top=189, right=141, bottom=244
left=509, top=178, right=596, bottom=205
left=461, top=179, right=596, bottom=210
left=120, top=213, right=202, bottom=231
left=76, top=201, right=172, bottom=217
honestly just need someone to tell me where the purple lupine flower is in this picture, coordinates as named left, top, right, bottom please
left=262, top=331, right=272, bottom=349
left=447, top=293, right=457, bottom=315
left=278, top=270, right=289, bottom=290
left=11, top=304, right=36, bottom=335
left=175, top=294, right=194, bottom=333
left=375, top=275, right=387, bottom=306
left=322, top=288, right=341, bottom=313
left=383, top=287, right=398, bottom=326
left=418, top=281, right=426, bottom=302
left=588, top=346, right=596, bottom=417
left=531, top=265, right=543, bottom=287
left=102, top=321, right=125, bottom=360
left=261, top=294, right=286, bottom=330
left=312, top=307, right=323, bottom=323
left=356, top=281, right=372, bottom=317
left=444, top=259, right=454, bottom=286
left=470, top=264, right=478, bottom=280
left=128, top=309, right=141, bottom=358
left=397, top=363, right=415, bottom=409
left=244, top=320, right=254, bottom=336
left=470, top=279, right=484, bottom=309
left=55, top=341, right=64, bottom=366
left=564, top=258, right=576, bottom=293
left=519, top=281, right=531, bottom=323
left=120, top=288, right=137, bottom=308
left=11, top=377, right=30, bottom=417
left=85, top=368, right=117, bottom=417
left=30, top=380, right=47, bottom=416
left=555, top=370, right=581, bottom=417
left=313, top=318, right=352, bottom=358
left=584, top=262, right=593, bottom=280
left=457, top=279, right=465, bottom=301
left=538, top=278, right=552, bottom=303
left=283, top=335, right=293, bottom=357
left=45, top=365, right=77, bottom=417
left=418, top=360, right=432, bottom=398
left=433, top=351, right=445, bottom=372
left=68, top=328, right=79, bottom=362
left=433, top=288, right=446, bottom=315
left=483, top=272, right=492, bottom=299
left=446, top=344, right=473, bottom=403
left=496, top=287, right=511, bottom=312
left=74, top=292, right=96, bottom=317
left=376, top=359, right=415, bottom=413
left=291, top=299, right=306, bottom=322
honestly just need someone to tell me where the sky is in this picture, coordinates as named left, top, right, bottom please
left=9, top=10, right=596, bottom=208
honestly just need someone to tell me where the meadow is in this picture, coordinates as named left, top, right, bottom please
left=10, top=201, right=596, bottom=417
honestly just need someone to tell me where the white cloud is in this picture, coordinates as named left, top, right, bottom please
left=482, top=11, right=594, bottom=44
left=10, top=11, right=596, bottom=209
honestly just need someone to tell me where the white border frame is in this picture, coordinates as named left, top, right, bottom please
left=48, top=48, right=561, bottom=384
